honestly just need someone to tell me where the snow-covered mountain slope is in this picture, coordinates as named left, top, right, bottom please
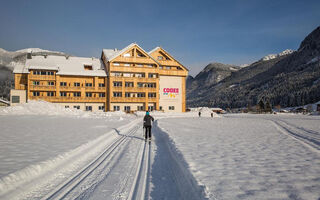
left=261, top=49, right=295, bottom=61
left=0, top=48, right=69, bottom=100
left=187, top=26, right=320, bottom=109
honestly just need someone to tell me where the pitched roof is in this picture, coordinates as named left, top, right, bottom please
left=148, top=47, right=189, bottom=71
left=15, top=55, right=107, bottom=77
left=102, top=43, right=160, bottom=65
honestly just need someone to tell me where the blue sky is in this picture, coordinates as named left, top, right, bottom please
left=0, top=0, right=319, bottom=76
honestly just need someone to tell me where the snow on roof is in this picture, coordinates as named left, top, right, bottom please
left=148, top=47, right=160, bottom=55
left=15, top=55, right=107, bottom=77
left=102, top=43, right=160, bottom=65
left=28, top=65, right=59, bottom=71
left=13, top=64, right=29, bottom=73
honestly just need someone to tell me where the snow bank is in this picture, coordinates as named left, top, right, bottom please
left=0, top=101, right=129, bottom=118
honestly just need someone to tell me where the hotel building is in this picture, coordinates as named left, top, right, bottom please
left=11, top=43, right=188, bottom=112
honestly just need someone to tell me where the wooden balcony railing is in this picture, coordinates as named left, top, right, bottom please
left=29, top=85, right=56, bottom=91
left=29, top=75, right=56, bottom=80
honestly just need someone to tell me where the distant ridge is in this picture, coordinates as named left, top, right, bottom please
left=187, top=26, right=320, bottom=109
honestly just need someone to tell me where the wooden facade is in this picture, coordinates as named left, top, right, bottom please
left=13, top=43, right=188, bottom=112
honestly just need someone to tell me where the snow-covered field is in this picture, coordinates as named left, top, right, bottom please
left=0, top=102, right=319, bottom=200
left=157, top=114, right=320, bottom=199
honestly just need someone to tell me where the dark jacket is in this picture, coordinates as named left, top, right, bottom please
left=143, top=115, right=154, bottom=127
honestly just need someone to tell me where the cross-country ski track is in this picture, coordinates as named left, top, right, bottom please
left=0, top=118, right=208, bottom=200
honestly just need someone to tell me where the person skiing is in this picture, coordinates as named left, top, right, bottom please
left=143, top=111, right=154, bottom=141
left=211, top=113, right=213, bottom=118
left=198, top=111, right=201, bottom=117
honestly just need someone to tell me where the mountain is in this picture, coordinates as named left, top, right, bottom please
left=0, top=48, right=68, bottom=100
left=187, top=63, right=240, bottom=95
left=187, top=26, right=320, bottom=109
left=261, top=49, right=294, bottom=61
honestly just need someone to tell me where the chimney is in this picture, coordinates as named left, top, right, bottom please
left=65, top=55, right=69, bottom=60
left=27, top=53, right=32, bottom=59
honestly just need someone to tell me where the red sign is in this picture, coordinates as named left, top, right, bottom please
left=163, top=88, right=179, bottom=93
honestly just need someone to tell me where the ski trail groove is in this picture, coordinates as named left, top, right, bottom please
left=42, top=125, right=140, bottom=200
left=271, top=120, right=320, bottom=153
left=127, top=140, right=151, bottom=200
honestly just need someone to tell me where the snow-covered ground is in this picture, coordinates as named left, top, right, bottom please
left=0, top=102, right=319, bottom=199
left=157, top=114, right=320, bottom=199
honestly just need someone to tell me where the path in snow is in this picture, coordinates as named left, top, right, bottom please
left=0, top=116, right=207, bottom=200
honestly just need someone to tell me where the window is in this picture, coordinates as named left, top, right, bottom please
left=85, top=83, right=93, bottom=87
left=41, top=71, right=46, bottom=75
left=148, top=106, right=154, bottom=111
left=48, top=81, right=54, bottom=86
left=137, top=93, right=145, bottom=97
left=48, top=71, right=54, bottom=75
left=111, top=72, right=121, bottom=77
left=113, top=63, right=120, bottom=66
left=99, top=93, right=105, bottom=97
left=158, top=56, right=163, bottom=60
left=12, top=96, right=20, bottom=103
left=123, top=73, right=133, bottom=77
left=86, top=92, right=92, bottom=97
left=124, top=63, right=130, bottom=66
left=113, top=82, right=122, bottom=87
left=86, top=106, right=92, bottom=111
left=148, top=73, right=157, bottom=78
left=136, top=64, right=143, bottom=67
left=137, top=106, right=144, bottom=111
left=147, top=83, right=156, bottom=88
left=147, top=65, right=153, bottom=68
left=33, top=92, right=40, bottom=96
left=169, top=106, right=175, bottom=110
left=165, top=66, right=171, bottom=70
left=99, top=83, right=105, bottom=87
left=65, top=106, right=69, bottom=108
left=124, top=106, right=131, bottom=112
left=159, top=106, right=163, bottom=110
left=113, top=92, right=122, bottom=97
left=125, top=92, right=131, bottom=98
left=114, top=106, right=120, bottom=111
left=125, top=82, right=133, bottom=87
left=33, top=81, right=40, bottom=85
left=60, top=82, right=67, bottom=86
left=47, top=92, right=54, bottom=96
left=148, top=93, right=156, bottom=98
left=159, top=66, right=163, bottom=69
left=33, top=71, right=41, bottom=75
left=60, top=92, right=67, bottom=97
left=74, top=82, right=80, bottom=87
left=74, top=92, right=81, bottom=97
left=73, top=106, right=80, bottom=109
left=135, top=73, right=144, bottom=78
left=98, top=106, right=105, bottom=111
left=84, top=65, right=93, bottom=70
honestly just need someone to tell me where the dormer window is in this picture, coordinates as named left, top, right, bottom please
left=84, top=65, right=93, bottom=70
left=158, top=56, right=163, bottom=60
left=113, top=63, right=120, bottom=66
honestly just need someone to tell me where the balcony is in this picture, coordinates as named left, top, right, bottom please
left=111, top=97, right=146, bottom=103
left=109, top=77, right=158, bottom=83
left=29, top=85, right=56, bottom=91
left=29, top=96, right=106, bottom=103
left=60, top=86, right=81, bottom=91
left=29, top=75, right=56, bottom=80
